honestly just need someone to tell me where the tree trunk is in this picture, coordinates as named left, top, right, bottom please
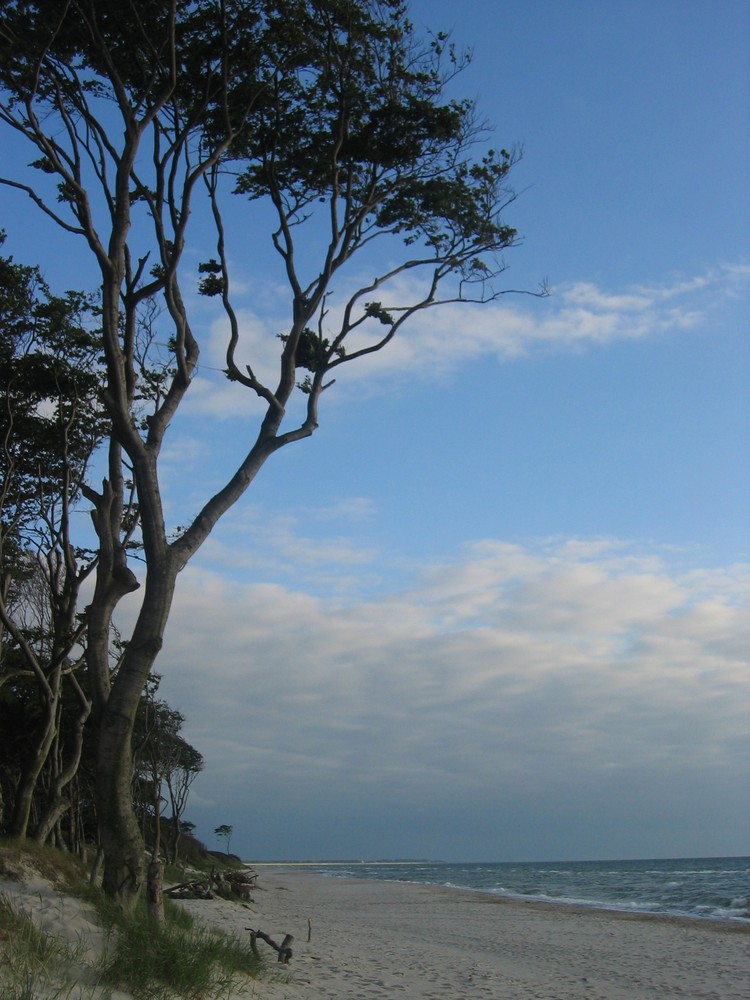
left=90, top=844, right=105, bottom=887
left=147, top=858, right=165, bottom=925
left=97, top=705, right=147, bottom=909
left=151, top=777, right=162, bottom=864
left=8, top=685, right=59, bottom=839
left=167, top=823, right=181, bottom=865
left=34, top=673, right=91, bottom=845
left=94, top=562, right=177, bottom=913
left=34, top=800, right=71, bottom=847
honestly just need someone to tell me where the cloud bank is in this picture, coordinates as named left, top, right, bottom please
left=151, top=536, right=749, bottom=861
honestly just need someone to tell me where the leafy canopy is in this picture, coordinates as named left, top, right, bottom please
left=0, top=232, right=105, bottom=557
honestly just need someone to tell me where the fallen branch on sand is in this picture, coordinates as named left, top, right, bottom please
left=165, top=867, right=258, bottom=900
left=246, top=929, right=294, bottom=964
left=165, top=877, right=214, bottom=899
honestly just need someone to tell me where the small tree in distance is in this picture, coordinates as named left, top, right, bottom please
left=214, top=824, right=233, bottom=856
left=0, top=0, right=541, bottom=911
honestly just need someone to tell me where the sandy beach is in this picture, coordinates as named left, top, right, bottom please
left=180, top=867, right=750, bottom=1000
left=2, top=863, right=748, bottom=999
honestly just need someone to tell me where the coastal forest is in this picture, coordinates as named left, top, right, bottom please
left=0, top=0, right=527, bottom=914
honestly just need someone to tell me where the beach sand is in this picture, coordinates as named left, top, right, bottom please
left=179, top=867, right=750, bottom=999
left=2, top=863, right=748, bottom=999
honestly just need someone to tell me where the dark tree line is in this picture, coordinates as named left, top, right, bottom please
left=0, top=0, right=537, bottom=911
left=0, top=235, right=101, bottom=845
left=0, top=240, right=203, bottom=854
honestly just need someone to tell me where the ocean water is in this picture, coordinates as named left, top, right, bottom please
left=286, top=857, right=749, bottom=923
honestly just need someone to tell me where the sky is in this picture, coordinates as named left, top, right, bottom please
left=2, top=0, right=749, bottom=862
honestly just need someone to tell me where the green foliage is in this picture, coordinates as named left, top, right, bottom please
left=132, top=677, right=205, bottom=863
left=0, top=234, right=104, bottom=845
left=230, top=1, right=517, bottom=270
left=197, top=259, right=224, bottom=298
left=0, top=889, right=262, bottom=1000
left=0, top=843, right=262, bottom=1000
left=0, top=232, right=105, bottom=546
left=0, top=838, right=90, bottom=890
left=278, top=327, right=345, bottom=374
left=98, top=893, right=261, bottom=1000
left=214, top=824, right=233, bottom=854
left=0, top=0, right=262, bottom=134
left=364, top=301, right=394, bottom=325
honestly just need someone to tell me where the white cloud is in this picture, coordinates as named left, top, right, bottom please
left=149, top=536, right=750, bottom=856
left=171, top=261, right=748, bottom=417
left=330, top=262, right=747, bottom=376
left=176, top=506, right=382, bottom=597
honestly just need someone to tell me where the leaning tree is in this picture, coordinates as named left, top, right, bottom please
left=0, top=0, right=534, bottom=910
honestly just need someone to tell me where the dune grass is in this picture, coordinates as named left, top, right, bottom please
left=95, top=893, right=263, bottom=1000
left=0, top=892, right=94, bottom=1000
left=0, top=842, right=266, bottom=1000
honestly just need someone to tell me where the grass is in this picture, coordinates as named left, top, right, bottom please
left=0, top=842, right=267, bottom=1000
left=0, top=839, right=91, bottom=895
left=162, top=847, right=247, bottom=885
left=0, top=892, right=95, bottom=1000
left=95, top=894, right=263, bottom=1000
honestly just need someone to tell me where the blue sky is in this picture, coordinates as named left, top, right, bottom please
left=2, top=0, right=749, bottom=861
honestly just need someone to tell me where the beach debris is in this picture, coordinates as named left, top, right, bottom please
left=164, top=866, right=258, bottom=900
left=247, top=929, right=294, bottom=964
left=219, top=867, right=258, bottom=900
left=164, top=877, right=215, bottom=899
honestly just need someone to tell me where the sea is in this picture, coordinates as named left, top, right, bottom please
left=271, top=857, right=749, bottom=924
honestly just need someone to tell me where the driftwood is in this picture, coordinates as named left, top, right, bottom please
left=225, top=869, right=258, bottom=885
left=165, top=877, right=214, bottom=899
left=247, top=930, right=294, bottom=964
left=218, top=868, right=257, bottom=900
left=165, top=867, right=258, bottom=900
